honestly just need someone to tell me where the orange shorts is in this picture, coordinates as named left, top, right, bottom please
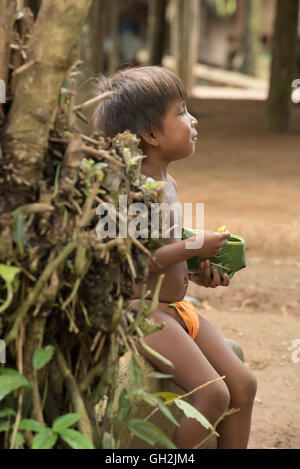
left=169, top=300, right=199, bottom=340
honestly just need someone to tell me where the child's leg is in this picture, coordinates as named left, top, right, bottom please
left=130, top=301, right=231, bottom=449
left=193, top=315, right=257, bottom=449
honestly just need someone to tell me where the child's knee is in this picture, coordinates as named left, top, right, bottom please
left=244, top=371, right=257, bottom=403
left=232, top=370, right=257, bottom=407
left=193, top=381, right=230, bottom=421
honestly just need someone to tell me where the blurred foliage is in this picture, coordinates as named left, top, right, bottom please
left=204, top=0, right=237, bottom=17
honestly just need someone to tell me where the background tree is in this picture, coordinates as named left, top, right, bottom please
left=2, top=0, right=93, bottom=200
left=173, top=0, right=200, bottom=94
left=107, top=0, right=120, bottom=73
left=24, top=0, right=41, bottom=18
left=0, top=0, right=16, bottom=125
left=239, top=0, right=260, bottom=76
left=147, top=0, right=168, bottom=66
left=267, top=0, right=300, bottom=132
left=0, top=0, right=164, bottom=450
left=80, top=0, right=107, bottom=79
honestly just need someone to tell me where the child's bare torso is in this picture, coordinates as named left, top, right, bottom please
left=133, top=176, right=188, bottom=303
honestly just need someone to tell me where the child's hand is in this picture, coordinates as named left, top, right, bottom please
left=189, top=260, right=230, bottom=288
left=194, top=230, right=230, bottom=258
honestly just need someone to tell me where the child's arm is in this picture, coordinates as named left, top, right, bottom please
left=148, top=230, right=230, bottom=274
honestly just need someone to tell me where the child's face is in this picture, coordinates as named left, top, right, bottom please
left=158, top=100, right=198, bottom=162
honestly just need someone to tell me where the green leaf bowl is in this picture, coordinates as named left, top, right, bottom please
left=182, top=227, right=246, bottom=280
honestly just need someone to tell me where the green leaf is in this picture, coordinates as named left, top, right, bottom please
left=128, top=419, right=176, bottom=449
left=12, top=209, right=29, bottom=257
left=129, top=355, right=143, bottom=388
left=32, top=346, right=55, bottom=370
left=0, top=408, right=16, bottom=418
left=18, top=419, right=45, bottom=433
left=102, top=431, right=115, bottom=449
left=9, top=431, right=24, bottom=448
left=0, top=264, right=21, bottom=285
left=136, top=391, right=178, bottom=427
left=126, top=155, right=145, bottom=171
left=93, top=162, right=108, bottom=171
left=117, top=388, right=132, bottom=423
left=148, top=372, right=174, bottom=379
left=135, top=389, right=158, bottom=407
left=155, top=400, right=179, bottom=427
left=0, top=368, right=30, bottom=401
left=0, top=421, right=9, bottom=432
left=52, top=413, right=81, bottom=432
left=154, top=391, right=179, bottom=403
left=59, top=429, right=94, bottom=449
left=32, top=428, right=58, bottom=449
left=174, top=399, right=212, bottom=430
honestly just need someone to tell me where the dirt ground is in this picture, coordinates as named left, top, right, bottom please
left=169, top=97, right=300, bottom=449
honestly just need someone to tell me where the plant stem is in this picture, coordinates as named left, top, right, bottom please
left=33, top=368, right=45, bottom=425
left=10, top=325, right=25, bottom=449
left=0, top=282, right=13, bottom=314
left=5, top=240, right=77, bottom=344
left=54, top=341, right=93, bottom=441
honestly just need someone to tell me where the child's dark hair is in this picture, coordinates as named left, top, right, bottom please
left=92, top=66, right=187, bottom=138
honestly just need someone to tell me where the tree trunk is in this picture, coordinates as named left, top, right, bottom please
left=267, top=0, right=299, bottom=132
left=24, top=0, right=41, bottom=18
left=240, top=0, right=260, bottom=76
left=0, top=0, right=163, bottom=450
left=147, top=0, right=168, bottom=66
left=107, top=0, right=119, bottom=73
left=80, top=0, right=107, bottom=78
left=0, top=0, right=17, bottom=125
left=173, top=0, right=200, bottom=95
left=2, top=0, right=92, bottom=195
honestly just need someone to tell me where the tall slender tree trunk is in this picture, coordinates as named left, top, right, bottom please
left=107, top=0, right=119, bottom=73
left=81, top=0, right=107, bottom=78
left=2, top=0, right=93, bottom=197
left=267, top=0, right=299, bottom=132
left=240, top=0, right=260, bottom=76
left=147, top=0, right=168, bottom=66
left=173, top=0, right=200, bottom=94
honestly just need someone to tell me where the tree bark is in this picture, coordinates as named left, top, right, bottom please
left=80, top=0, right=107, bottom=78
left=3, top=0, right=92, bottom=192
left=239, top=0, right=260, bottom=76
left=267, top=0, right=299, bottom=132
left=24, top=0, right=41, bottom=18
left=107, top=0, right=119, bottom=73
left=0, top=0, right=17, bottom=125
left=173, top=0, right=200, bottom=95
left=147, top=0, right=168, bottom=66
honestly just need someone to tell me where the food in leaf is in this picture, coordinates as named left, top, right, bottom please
left=182, top=227, right=246, bottom=280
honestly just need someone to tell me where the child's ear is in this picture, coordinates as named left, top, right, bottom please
left=139, top=129, right=160, bottom=147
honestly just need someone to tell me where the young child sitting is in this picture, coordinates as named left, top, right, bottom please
left=93, top=66, right=257, bottom=449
